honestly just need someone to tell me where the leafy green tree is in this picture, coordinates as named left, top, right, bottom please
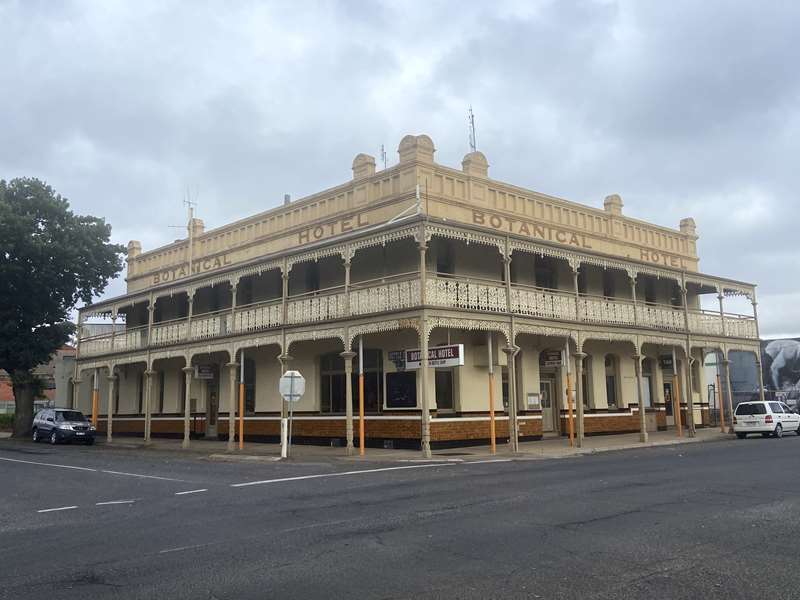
left=0, top=178, right=125, bottom=437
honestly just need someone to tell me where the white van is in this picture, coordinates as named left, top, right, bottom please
left=733, top=401, right=800, bottom=439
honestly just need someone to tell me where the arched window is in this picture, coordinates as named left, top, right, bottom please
left=605, top=355, right=618, bottom=409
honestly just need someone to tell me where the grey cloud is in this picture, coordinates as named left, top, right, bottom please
left=1, top=0, right=797, bottom=336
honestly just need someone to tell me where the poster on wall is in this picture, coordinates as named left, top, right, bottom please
left=762, top=338, right=800, bottom=402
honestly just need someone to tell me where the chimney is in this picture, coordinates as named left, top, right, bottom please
left=679, top=217, right=697, bottom=237
left=352, top=153, right=376, bottom=180
left=603, top=194, right=623, bottom=216
left=127, top=240, right=142, bottom=258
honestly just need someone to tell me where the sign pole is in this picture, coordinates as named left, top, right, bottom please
left=239, top=351, right=245, bottom=450
left=564, top=345, right=574, bottom=448
left=287, top=372, right=294, bottom=458
left=487, top=332, right=496, bottom=454
left=278, top=370, right=305, bottom=460
left=359, top=335, right=365, bottom=457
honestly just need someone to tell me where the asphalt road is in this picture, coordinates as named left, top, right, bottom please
left=1, top=435, right=799, bottom=600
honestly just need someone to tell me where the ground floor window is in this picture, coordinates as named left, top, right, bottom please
left=244, top=358, right=256, bottom=415
left=180, top=370, right=187, bottom=413
left=581, top=357, right=592, bottom=409
left=386, top=371, right=416, bottom=408
left=320, top=350, right=383, bottom=413
left=137, top=371, right=143, bottom=414
left=642, top=358, right=654, bottom=408
left=501, top=367, right=509, bottom=409
left=605, top=355, right=618, bottom=409
left=158, top=371, right=165, bottom=413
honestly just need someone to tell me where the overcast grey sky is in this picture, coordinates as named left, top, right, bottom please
left=2, top=1, right=798, bottom=337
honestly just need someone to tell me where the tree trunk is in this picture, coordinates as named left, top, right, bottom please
left=12, top=372, right=35, bottom=438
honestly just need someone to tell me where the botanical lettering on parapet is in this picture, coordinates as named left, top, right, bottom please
left=472, top=210, right=591, bottom=249
left=153, top=255, right=232, bottom=284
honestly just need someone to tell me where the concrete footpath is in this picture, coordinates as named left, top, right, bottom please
left=87, top=427, right=732, bottom=463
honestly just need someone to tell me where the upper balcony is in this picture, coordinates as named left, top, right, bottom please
left=79, top=221, right=758, bottom=358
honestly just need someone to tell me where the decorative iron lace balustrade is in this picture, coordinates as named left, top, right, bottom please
left=686, top=310, right=725, bottom=336
left=510, top=285, right=576, bottom=321
left=286, top=290, right=347, bottom=324
left=350, top=278, right=421, bottom=316
left=579, top=296, right=637, bottom=327
left=638, top=304, right=686, bottom=331
left=77, top=275, right=759, bottom=358
left=234, top=301, right=283, bottom=333
left=426, top=277, right=507, bottom=313
left=190, top=311, right=231, bottom=340
left=723, top=314, right=758, bottom=339
left=150, top=320, right=188, bottom=346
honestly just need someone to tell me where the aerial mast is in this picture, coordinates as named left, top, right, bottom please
left=468, top=105, right=477, bottom=152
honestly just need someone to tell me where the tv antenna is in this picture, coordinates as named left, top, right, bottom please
left=468, top=105, right=477, bottom=152
left=380, top=144, right=387, bottom=170
left=168, top=189, right=199, bottom=272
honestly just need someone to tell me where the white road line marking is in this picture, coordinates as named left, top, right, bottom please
left=37, top=506, right=78, bottom=513
left=467, top=459, right=514, bottom=464
left=96, top=500, right=136, bottom=505
left=101, top=470, right=186, bottom=482
left=230, top=463, right=456, bottom=488
left=0, top=456, right=96, bottom=472
left=175, top=489, right=208, bottom=495
left=159, top=543, right=205, bottom=554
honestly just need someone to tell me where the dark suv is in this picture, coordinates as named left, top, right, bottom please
left=32, top=408, right=96, bottom=445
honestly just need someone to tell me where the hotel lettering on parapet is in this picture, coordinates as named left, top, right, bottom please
left=74, top=133, right=761, bottom=455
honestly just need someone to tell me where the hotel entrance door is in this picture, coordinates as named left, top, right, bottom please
left=206, top=379, right=219, bottom=439
left=540, top=379, right=556, bottom=433
left=664, top=382, right=674, bottom=427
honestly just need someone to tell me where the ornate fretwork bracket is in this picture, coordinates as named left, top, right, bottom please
left=424, top=316, right=510, bottom=345
left=286, top=327, right=346, bottom=351
left=347, top=318, right=421, bottom=348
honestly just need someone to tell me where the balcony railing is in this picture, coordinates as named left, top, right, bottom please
left=78, top=273, right=758, bottom=358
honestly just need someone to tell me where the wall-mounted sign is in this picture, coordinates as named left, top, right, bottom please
left=540, top=350, right=563, bottom=368
left=659, top=355, right=675, bottom=372
left=527, top=392, right=541, bottom=408
left=194, top=365, right=215, bottom=380
left=404, top=344, right=464, bottom=369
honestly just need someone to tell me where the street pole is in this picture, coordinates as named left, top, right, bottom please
left=359, top=335, right=365, bottom=457
left=717, top=374, right=725, bottom=432
left=672, top=347, right=682, bottom=437
left=564, top=342, right=574, bottom=448
left=239, top=352, right=245, bottom=450
left=487, top=332, right=496, bottom=454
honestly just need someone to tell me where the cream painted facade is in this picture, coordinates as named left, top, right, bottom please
left=73, top=134, right=763, bottom=455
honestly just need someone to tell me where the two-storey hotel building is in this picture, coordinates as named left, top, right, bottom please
left=72, top=134, right=764, bottom=456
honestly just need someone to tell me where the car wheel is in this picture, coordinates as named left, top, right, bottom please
left=736, top=433, right=746, bottom=439
left=32, top=428, right=39, bottom=443
left=49, top=430, right=58, bottom=445
left=774, top=424, right=783, bottom=439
